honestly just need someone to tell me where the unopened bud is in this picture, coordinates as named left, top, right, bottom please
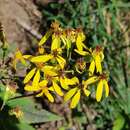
left=9, top=106, right=23, bottom=119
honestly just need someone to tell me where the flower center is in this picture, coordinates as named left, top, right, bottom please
left=99, top=73, right=107, bottom=80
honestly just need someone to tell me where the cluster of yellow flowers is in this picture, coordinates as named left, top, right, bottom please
left=13, top=21, right=109, bottom=108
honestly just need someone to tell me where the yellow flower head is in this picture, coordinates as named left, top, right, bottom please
left=51, top=48, right=66, bottom=69
left=23, top=63, right=49, bottom=87
left=64, top=77, right=91, bottom=108
left=57, top=69, right=78, bottom=90
left=89, top=46, right=104, bottom=76
left=14, top=21, right=110, bottom=109
left=12, top=49, right=31, bottom=70
left=75, top=27, right=87, bottom=51
left=25, top=81, right=54, bottom=103
left=51, top=32, right=62, bottom=51
left=96, top=73, right=109, bottom=102
left=64, top=28, right=76, bottom=42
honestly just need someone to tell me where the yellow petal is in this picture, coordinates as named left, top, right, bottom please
left=64, top=87, right=78, bottom=102
left=15, top=49, right=22, bottom=59
left=39, top=80, right=48, bottom=87
left=41, top=65, right=54, bottom=72
left=21, top=58, right=27, bottom=65
left=70, top=89, right=80, bottom=108
left=83, top=86, right=90, bottom=97
left=84, top=76, right=98, bottom=85
left=23, top=68, right=36, bottom=84
left=103, top=80, right=109, bottom=97
left=89, top=60, right=95, bottom=76
left=76, top=42, right=83, bottom=51
left=60, top=77, right=69, bottom=90
left=24, top=84, right=40, bottom=91
left=48, top=86, right=55, bottom=91
left=23, top=55, right=32, bottom=59
left=32, top=70, right=40, bottom=87
left=100, top=52, right=104, bottom=61
left=65, top=77, right=79, bottom=85
left=76, top=35, right=83, bottom=51
left=44, top=91, right=54, bottom=103
left=61, top=35, right=71, bottom=49
left=66, top=39, right=71, bottom=55
left=43, top=69, right=57, bottom=77
left=36, top=91, right=44, bottom=97
left=44, top=69, right=57, bottom=77
left=95, top=55, right=102, bottom=73
left=30, top=54, right=53, bottom=63
left=15, top=49, right=26, bottom=65
left=52, top=81, right=64, bottom=96
left=51, top=35, right=60, bottom=51
left=83, top=87, right=90, bottom=96
left=38, top=31, right=51, bottom=46
left=60, top=35, right=67, bottom=46
left=74, top=49, right=88, bottom=56
left=56, top=56, right=66, bottom=69
left=80, top=32, right=86, bottom=41
left=96, top=80, right=103, bottom=102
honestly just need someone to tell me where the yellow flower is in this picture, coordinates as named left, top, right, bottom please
left=51, top=27, right=71, bottom=52
left=60, top=28, right=75, bottom=53
left=84, top=76, right=98, bottom=86
left=23, top=64, right=51, bottom=87
left=25, top=81, right=54, bottom=103
left=12, top=49, right=31, bottom=70
left=24, top=66, right=61, bottom=102
left=51, top=48, right=66, bottom=69
left=38, top=21, right=63, bottom=51
left=23, top=67, right=40, bottom=88
left=96, top=73, right=109, bottom=102
left=74, top=47, right=91, bottom=56
left=51, top=31, right=62, bottom=51
left=64, top=28, right=76, bottom=43
left=30, top=54, right=53, bottom=63
left=43, top=67, right=64, bottom=96
left=64, top=77, right=91, bottom=109
left=89, top=46, right=104, bottom=76
left=57, top=69, right=79, bottom=90
left=26, top=66, right=63, bottom=97
left=30, top=48, right=66, bottom=69
left=75, top=28, right=87, bottom=51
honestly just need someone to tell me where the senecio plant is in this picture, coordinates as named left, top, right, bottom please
left=13, top=21, right=109, bottom=109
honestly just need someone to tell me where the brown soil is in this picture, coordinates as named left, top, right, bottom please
left=0, top=0, right=41, bottom=50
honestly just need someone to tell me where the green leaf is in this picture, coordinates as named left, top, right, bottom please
left=0, top=83, right=6, bottom=100
left=16, top=123, right=35, bottom=130
left=23, top=109, right=63, bottom=124
left=7, top=97, right=63, bottom=123
left=112, top=114, right=125, bottom=130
